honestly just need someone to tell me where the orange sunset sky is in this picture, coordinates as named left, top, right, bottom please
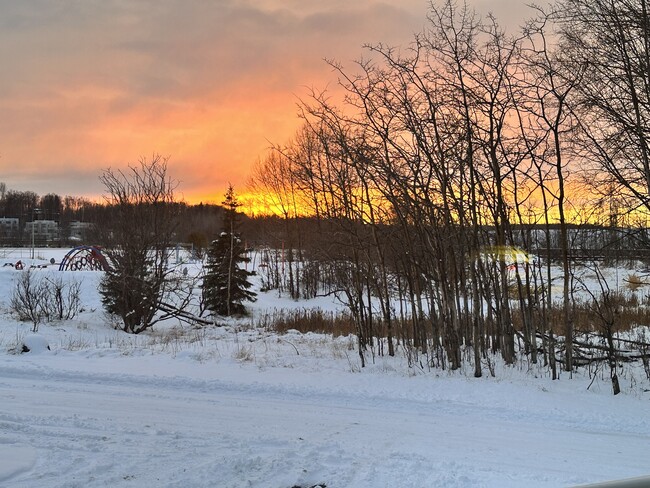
left=0, top=1, right=541, bottom=204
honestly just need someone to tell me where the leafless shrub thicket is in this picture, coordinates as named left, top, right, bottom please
left=11, top=270, right=82, bottom=332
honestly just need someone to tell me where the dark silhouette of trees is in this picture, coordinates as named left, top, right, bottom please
left=244, top=0, right=650, bottom=387
left=39, top=193, right=62, bottom=221
left=556, top=0, right=650, bottom=214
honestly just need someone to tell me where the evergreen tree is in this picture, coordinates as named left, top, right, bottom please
left=202, top=185, right=256, bottom=316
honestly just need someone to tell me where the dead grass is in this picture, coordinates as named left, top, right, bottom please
left=626, top=273, right=644, bottom=291
left=257, top=309, right=357, bottom=337
left=260, top=291, right=650, bottom=342
left=512, top=292, right=650, bottom=333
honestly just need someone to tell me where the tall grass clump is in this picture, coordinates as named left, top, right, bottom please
left=256, top=309, right=356, bottom=337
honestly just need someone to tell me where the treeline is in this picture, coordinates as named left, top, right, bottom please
left=0, top=188, right=98, bottom=224
left=0, top=183, right=240, bottom=249
left=248, top=0, right=650, bottom=392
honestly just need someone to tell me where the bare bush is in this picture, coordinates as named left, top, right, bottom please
left=11, top=271, right=47, bottom=330
left=44, top=275, right=83, bottom=321
left=10, top=271, right=83, bottom=332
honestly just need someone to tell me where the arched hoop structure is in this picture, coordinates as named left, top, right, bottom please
left=59, top=246, right=110, bottom=271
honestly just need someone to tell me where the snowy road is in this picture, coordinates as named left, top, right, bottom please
left=1, top=356, right=649, bottom=488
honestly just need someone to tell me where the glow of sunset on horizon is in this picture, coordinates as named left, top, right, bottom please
left=0, top=1, right=542, bottom=204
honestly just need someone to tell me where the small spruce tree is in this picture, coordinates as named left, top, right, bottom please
left=202, top=185, right=256, bottom=316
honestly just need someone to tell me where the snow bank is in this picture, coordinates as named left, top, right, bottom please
left=21, top=334, right=50, bottom=354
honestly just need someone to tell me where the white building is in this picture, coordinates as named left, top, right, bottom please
left=0, top=218, right=20, bottom=243
left=25, top=220, right=59, bottom=243
left=0, top=217, right=19, bottom=233
left=69, top=221, right=93, bottom=242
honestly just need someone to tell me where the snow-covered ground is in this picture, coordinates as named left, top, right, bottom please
left=1, top=248, right=649, bottom=487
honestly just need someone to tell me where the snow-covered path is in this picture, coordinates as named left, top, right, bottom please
left=1, top=354, right=648, bottom=488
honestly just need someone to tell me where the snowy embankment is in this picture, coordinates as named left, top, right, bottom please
left=0, top=248, right=649, bottom=487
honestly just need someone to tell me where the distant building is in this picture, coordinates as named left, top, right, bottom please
left=0, top=217, right=19, bottom=233
left=69, top=221, right=93, bottom=242
left=25, top=219, right=59, bottom=243
left=0, top=218, right=20, bottom=244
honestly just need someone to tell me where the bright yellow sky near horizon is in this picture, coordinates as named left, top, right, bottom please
left=0, top=1, right=543, bottom=205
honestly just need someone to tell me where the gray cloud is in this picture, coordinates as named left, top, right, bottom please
left=0, top=0, right=547, bottom=200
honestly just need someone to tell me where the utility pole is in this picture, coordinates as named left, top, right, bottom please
left=31, top=208, right=40, bottom=260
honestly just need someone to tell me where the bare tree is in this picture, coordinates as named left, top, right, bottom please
left=289, top=0, right=540, bottom=372
left=556, top=0, right=650, bottom=213
left=97, top=155, right=184, bottom=334
left=518, top=7, right=588, bottom=372
left=249, top=144, right=306, bottom=299
left=579, top=264, right=622, bottom=395
left=253, top=0, right=650, bottom=386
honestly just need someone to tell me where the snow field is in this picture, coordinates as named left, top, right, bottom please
left=0, top=248, right=649, bottom=487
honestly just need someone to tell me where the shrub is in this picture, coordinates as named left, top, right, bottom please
left=10, top=270, right=82, bottom=332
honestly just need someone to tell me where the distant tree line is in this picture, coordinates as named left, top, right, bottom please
left=0, top=189, right=100, bottom=245
left=0, top=182, right=251, bottom=250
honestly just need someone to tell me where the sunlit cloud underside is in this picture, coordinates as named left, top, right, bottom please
left=0, top=0, right=543, bottom=202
